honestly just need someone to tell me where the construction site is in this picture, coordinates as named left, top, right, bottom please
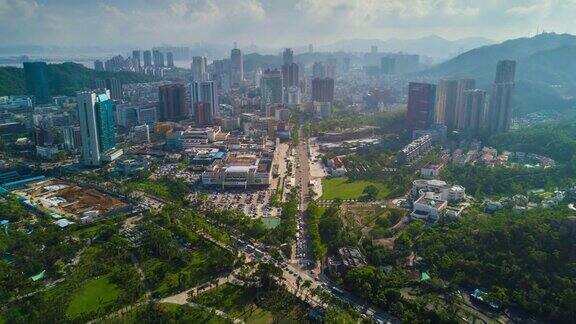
left=14, top=178, right=129, bottom=220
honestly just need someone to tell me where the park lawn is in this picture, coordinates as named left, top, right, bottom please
left=193, top=284, right=297, bottom=324
left=106, top=303, right=231, bottom=324
left=150, top=250, right=221, bottom=297
left=260, top=217, right=281, bottom=229
left=321, top=177, right=390, bottom=200
left=66, top=276, right=121, bottom=319
left=127, top=180, right=170, bottom=199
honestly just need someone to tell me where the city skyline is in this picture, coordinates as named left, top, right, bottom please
left=1, top=0, right=575, bottom=48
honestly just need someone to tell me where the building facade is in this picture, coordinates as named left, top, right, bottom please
left=77, top=91, right=116, bottom=166
left=158, top=84, right=187, bottom=121
left=406, top=82, right=436, bottom=130
left=23, top=62, right=52, bottom=105
left=311, top=77, right=335, bottom=103
left=488, top=60, right=516, bottom=134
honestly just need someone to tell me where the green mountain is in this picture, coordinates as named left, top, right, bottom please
left=0, top=62, right=158, bottom=97
left=421, top=33, right=576, bottom=115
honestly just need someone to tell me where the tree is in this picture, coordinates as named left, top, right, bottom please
left=361, top=184, right=380, bottom=201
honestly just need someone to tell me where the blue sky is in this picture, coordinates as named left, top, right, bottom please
left=1, top=0, right=575, bottom=47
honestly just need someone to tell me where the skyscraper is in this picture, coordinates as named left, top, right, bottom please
left=191, top=56, right=208, bottom=82
left=462, top=89, right=487, bottom=136
left=158, top=84, right=187, bottom=121
left=194, top=102, right=211, bottom=126
left=153, top=50, right=164, bottom=67
left=230, top=48, right=244, bottom=86
left=94, top=60, right=104, bottom=71
left=494, top=60, right=516, bottom=83
left=166, top=52, right=174, bottom=68
left=143, top=50, right=152, bottom=67
left=380, top=57, right=395, bottom=75
left=132, top=50, right=141, bottom=68
left=93, top=78, right=123, bottom=100
left=283, top=48, right=294, bottom=65
left=260, top=69, right=283, bottom=108
left=343, top=57, right=351, bottom=73
left=434, top=80, right=458, bottom=127
left=406, top=82, right=436, bottom=130
left=312, top=62, right=323, bottom=78
left=191, top=81, right=218, bottom=122
left=488, top=60, right=516, bottom=133
left=77, top=91, right=116, bottom=166
left=23, top=62, right=51, bottom=105
left=311, top=77, right=335, bottom=103
left=455, top=79, right=476, bottom=129
left=282, top=63, right=299, bottom=88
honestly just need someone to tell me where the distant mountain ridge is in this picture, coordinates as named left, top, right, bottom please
left=420, top=33, right=576, bottom=115
left=321, top=35, right=494, bottom=59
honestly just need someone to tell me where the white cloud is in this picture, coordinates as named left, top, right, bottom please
left=0, top=0, right=576, bottom=47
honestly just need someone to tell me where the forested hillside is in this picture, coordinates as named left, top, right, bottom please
left=0, top=62, right=157, bottom=97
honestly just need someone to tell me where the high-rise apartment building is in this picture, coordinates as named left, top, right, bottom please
left=494, top=60, right=516, bottom=83
left=434, top=80, right=458, bottom=127
left=260, top=69, right=283, bottom=108
left=406, top=82, right=436, bottom=130
left=282, top=63, right=299, bottom=88
left=461, top=89, right=486, bottom=136
left=311, top=77, right=335, bottom=103
left=455, top=79, right=476, bottom=129
left=158, top=84, right=187, bottom=121
left=488, top=60, right=516, bottom=133
left=143, top=50, right=152, bottom=67
left=191, top=81, right=218, bottom=123
left=94, top=60, right=104, bottom=71
left=194, top=102, right=211, bottom=125
left=283, top=48, right=294, bottom=65
left=93, top=78, right=123, bottom=100
left=380, top=57, right=396, bottom=75
left=77, top=91, right=116, bottom=166
left=152, top=50, right=164, bottom=67
left=166, top=52, right=174, bottom=68
left=230, top=48, right=244, bottom=86
left=132, top=50, right=141, bottom=68
left=191, top=56, right=208, bottom=82
left=23, top=62, right=52, bottom=105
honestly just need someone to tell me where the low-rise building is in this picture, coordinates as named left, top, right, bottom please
left=115, top=158, right=149, bottom=176
left=202, top=153, right=272, bottom=189
left=397, top=135, right=433, bottom=165
left=420, top=163, right=443, bottom=179
left=411, top=193, right=448, bottom=222
left=411, top=179, right=465, bottom=203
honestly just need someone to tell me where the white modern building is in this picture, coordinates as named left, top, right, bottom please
left=202, top=154, right=272, bottom=189
left=411, top=179, right=465, bottom=203
left=411, top=192, right=448, bottom=222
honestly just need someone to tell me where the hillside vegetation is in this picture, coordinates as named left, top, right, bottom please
left=0, top=62, right=157, bottom=97
left=421, top=33, right=576, bottom=115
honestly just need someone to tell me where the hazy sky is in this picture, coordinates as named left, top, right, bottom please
left=1, top=0, right=575, bottom=47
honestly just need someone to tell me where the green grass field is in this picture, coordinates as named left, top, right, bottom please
left=260, top=217, right=281, bottom=229
left=321, top=177, right=390, bottom=200
left=66, top=276, right=121, bottom=318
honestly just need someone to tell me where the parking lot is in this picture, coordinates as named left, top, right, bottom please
left=152, top=163, right=202, bottom=184
left=203, top=189, right=282, bottom=219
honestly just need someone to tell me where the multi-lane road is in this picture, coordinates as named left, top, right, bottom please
left=288, top=129, right=398, bottom=323
left=293, top=131, right=315, bottom=270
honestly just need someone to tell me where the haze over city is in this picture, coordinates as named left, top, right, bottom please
left=1, top=0, right=575, bottom=48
